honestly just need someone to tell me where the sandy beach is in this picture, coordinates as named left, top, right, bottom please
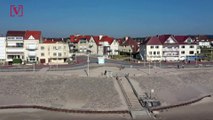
left=158, top=97, right=213, bottom=120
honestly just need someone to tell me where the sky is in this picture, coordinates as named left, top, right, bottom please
left=0, top=0, right=213, bottom=38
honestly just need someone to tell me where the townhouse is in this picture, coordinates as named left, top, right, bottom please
left=95, top=35, right=119, bottom=56
left=70, top=35, right=97, bottom=54
left=70, top=35, right=119, bottom=57
left=38, top=38, right=70, bottom=65
left=140, top=36, right=163, bottom=61
left=118, top=37, right=140, bottom=54
left=6, top=31, right=25, bottom=64
left=24, top=31, right=42, bottom=64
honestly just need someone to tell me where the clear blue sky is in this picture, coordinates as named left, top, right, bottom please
left=0, top=0, right=213, bottom=37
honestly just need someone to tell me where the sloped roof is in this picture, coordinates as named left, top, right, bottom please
left=70, top=35, right=91, bottom=43
left=7, top=31, right=25, bottom=36
left=25, top=30, right=41, bottom=40
left=42, top=38, right=64, bottom=44
left=146, top=36, right=162, bottom=45
left=158, top=35, right=172, bottom=44
left=100, top=36, right=114, bottom=45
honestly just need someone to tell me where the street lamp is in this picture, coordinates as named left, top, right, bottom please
left=56, top=42, right=59, bottom=69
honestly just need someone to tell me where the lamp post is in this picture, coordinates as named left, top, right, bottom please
left=129, top=49, right=131, bottom=61
left=56, top=42, right=59, bottom=69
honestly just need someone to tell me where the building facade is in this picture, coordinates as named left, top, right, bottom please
left=6, top=31, right=25, bottom=64
left=38, top=39, right=69, bottom=64
left=140, top=35, right=200, bottom=61
left=0, top=37, right=6, bottom=64
left=24, top=31, right=42, bottom=64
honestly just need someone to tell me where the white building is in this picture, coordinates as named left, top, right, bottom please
left=140, top=35, right=200, bottom=61
left=0, top=37, right=6, bottom=64
left=140, top=36, right=163, bottom=61
left=6, top=31, right=25, bottom=64
left=24, top=31, right=41, bottom=64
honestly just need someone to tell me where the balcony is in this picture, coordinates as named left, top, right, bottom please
left=6, top=47, right=24, bottom=53
left=28, top=51, right=36, bottom=56
left=26, top=44, right=38, bottom=50
left=162, top=48, right=179, bottom=51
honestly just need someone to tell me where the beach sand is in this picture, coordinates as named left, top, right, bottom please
left=157, top=97, right=213, bottom=120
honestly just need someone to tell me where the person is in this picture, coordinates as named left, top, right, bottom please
left=177, top=64, right=180, bottom=69
left=104, top=70, right=107, bottom=75
left=182, top=64, right=184, bottom=68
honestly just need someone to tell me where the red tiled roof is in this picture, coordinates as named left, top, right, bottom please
left=70, top=35, right=91, bottom=43
left=43, top=38, right=63, bottom=44
left=25, top=30, right=41, bottom=40
left=121, top=37, right=139, bottom=53
left=7, top=31, right=25, bottom=36
left=174, top=36, right=189, bottom=44
left=158, top=35, right=172, bottom=44
left=91, top=36, right=101, bottom=46
left=99, top=36, right=114, bottom=45
left=146, top=36, right=162, bottom=45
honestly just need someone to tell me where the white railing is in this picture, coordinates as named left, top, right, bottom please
left=162, top=48, right=179, bottom=51
left=28, top=51, right=36, bottom=56
left=27, top=44, right=38, bottom=50
left=6, top=47, right=24, bottom=52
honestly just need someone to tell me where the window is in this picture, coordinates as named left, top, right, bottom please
left=41, top=53, right=44, bottom=56
left=190, top=45, right=194, bottom=48
left=16, top=43, right=23, bottom=47
left=53, top=53, right=57, bottom=56
left=58, top=53, right=62, bottom=56
left=181, top=51, right=185, bottom=54
left=157, top=51, right=160, bottom=55
left=153, top=51, right=156, bottom=55
left=189, top=51, right=194, bottom=54
left=181, top=46, right=185, bottom=48
left=58, top=46, right=61, bottom=49
left=41, top=46, right=45, bottom=50
left=53, top=46, right=57, bottom=50
left=149, top=52, right=152, bottom=55
left=150, top=46, right=154, bottom=49
left=155, top=46, right=159, bottom=48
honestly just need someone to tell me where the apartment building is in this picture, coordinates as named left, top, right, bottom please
left=0, top=37, right=6, bottom=64
left=24, top=31, right=42, bottom=64
left=38, top=39, right=70, bottom=64
left=6, top=31, right=25, bottom=64
left=140, top=36, right=163, bottom=61
left=174, top=36, right=200, bottom=61
left=140, top=35, right=200, bottom=61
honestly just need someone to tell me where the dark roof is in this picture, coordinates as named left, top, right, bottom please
left=7, top=31, right=25, bottom=36
left=158, top=35, right=172, bottom=44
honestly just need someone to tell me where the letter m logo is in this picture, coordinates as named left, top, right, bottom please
left=10, top=5, right=24, bottom=17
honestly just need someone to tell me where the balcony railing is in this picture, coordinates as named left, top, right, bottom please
left=28, top=51, right=36, bottom=56
left=162, top=48, right=179, bottom=51
left=6, top=47, right=24, bottom=53
left=26, top=45, right=38, bottom=50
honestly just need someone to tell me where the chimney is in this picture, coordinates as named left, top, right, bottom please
left=99, top=35, right=103, bottom=40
